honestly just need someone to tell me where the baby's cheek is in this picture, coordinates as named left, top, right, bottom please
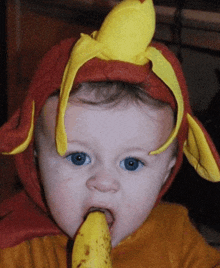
left=44, top=182, right=83, bottom=237
left=44, top=180, right=72, bottom=213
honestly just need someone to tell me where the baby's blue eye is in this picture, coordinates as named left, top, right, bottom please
left=120, top=157, right=144, bottom=172
left=66, top=152, right=91, bottom=166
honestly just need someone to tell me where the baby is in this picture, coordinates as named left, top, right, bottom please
left=35, top=81, right=177, bottom=249
left=1, top=0, right=220, bottom=267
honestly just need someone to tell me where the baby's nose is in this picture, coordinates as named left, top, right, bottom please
left=86, top=171, right=120, bottom=193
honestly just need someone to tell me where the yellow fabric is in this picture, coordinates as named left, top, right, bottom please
left=1, top=203, right=220, bottom=267
left=146, top=47, right=184, bottom=155
left=183, top=113, right=220, bottom=182
left=55, top=0, right=184, bottom=157
left=3, top=101, right=35, bottom=155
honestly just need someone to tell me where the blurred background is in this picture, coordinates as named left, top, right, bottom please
left=0, top=0, right=220, bottom=248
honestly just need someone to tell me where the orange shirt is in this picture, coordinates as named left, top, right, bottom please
left=1, top=203, right=220, bottom=267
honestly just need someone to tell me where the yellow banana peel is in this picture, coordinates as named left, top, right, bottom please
left=72, top=211, right=112, bottom=268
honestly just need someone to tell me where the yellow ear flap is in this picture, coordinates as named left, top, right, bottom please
left=183, top=113, right=220, bottom=182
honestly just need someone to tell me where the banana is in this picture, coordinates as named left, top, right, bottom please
left=72, top=211, right=112, bottom=268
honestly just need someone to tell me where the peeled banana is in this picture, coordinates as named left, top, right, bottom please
left=72, top=211, right=112, bottom=268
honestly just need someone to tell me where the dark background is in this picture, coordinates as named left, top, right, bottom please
left=0, top=0, right=7, bottom=127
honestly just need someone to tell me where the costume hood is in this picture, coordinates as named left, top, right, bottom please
left=0, top=0, right=220, bottom=246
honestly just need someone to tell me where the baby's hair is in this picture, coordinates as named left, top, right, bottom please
left=69, top=81, right=170, bottom=109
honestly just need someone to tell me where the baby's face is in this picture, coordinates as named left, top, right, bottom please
left=35, top=94, right=176, bottom=248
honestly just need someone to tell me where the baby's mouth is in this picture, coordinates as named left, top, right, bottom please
left=84, top=207, right=115, bottom=230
